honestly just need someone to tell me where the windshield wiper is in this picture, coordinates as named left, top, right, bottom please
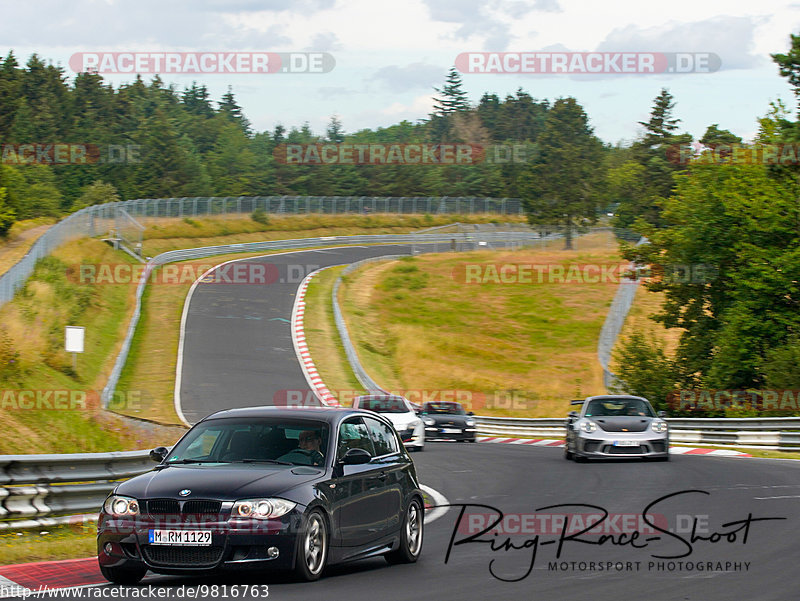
left=154, top=458, right=212, bottom=469
left=234, top=458, right=294, bottom=465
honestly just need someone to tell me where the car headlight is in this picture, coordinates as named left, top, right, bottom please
left=580, top=420, right=597, bottom=433
left=423, top=417, right=435, bottom=426
left=651, top=421, right=668, bottom=433
left=232, top=498, right=296, bottom=519
left=465, top=418, right=476, bottom=427
left=103, top=495, right=139, bottom=517
left=408, top=419, right=422, bottom=429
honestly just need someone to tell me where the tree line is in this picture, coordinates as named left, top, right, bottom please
left=0, top=52, right=733, bottom=239
left=615, top=34, right=800, bottom=415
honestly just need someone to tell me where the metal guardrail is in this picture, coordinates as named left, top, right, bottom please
left=0, top=195, right=523, bottom=310
left=332, top=255, right=406, bottom=394
left=596, top=236, right=647, bottom=390
left=474, top=416, right=800, bottom=450
left=0, top=451, right=153, bottom=528
left=4, top=416, right=800, bottom=526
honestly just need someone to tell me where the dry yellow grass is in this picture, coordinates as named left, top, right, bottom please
left=140, top=214, right=526, bottom=256
left=336, top=231, right=622, bottom=418
left=0, top=218, right=55, bottom=277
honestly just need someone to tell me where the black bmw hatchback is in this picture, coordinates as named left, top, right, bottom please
left=97, top=407, right=425, bottom=583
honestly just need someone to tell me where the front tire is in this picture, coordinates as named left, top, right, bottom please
left=99, top=564, right=147, bottom=585
left=293, top=509, right=328, bottom=581
left=386, top=497, right=423, bottom=565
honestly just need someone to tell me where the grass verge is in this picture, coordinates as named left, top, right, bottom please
left=140, top=214, right=526, bottom=257
left=0, top=523, right=96, bottom=565
left=0, top=238, right=184, bottom=454
left=328, top=231, right=621, bottom=418
left=302, top=266, right=366, bottom=406
left=0, top=218, right=55, bottom=277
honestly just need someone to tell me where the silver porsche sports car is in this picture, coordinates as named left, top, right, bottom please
left=564, top=395, right=669, bottom=462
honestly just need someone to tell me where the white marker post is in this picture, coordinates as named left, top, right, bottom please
left=65, top=326, right=85, bottom=372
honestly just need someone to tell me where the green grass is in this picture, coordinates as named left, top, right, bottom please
left=302, top=266, right=366, bottom=406
left=0, top=523, right=96, bottom=566
left=0, top=239, right=180, bottom=453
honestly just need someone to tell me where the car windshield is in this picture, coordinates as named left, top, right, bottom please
left=424, top=402, right=466, bottom=415
left=358, top=397, right=409, bottom=413
left=584, top=399, right=655, bottom=418
left=166, top=418, right=329, bottom=467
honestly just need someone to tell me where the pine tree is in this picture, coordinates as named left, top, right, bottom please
left=218, top=86, right=251, bottom=135
left=519, top=97, right=604, bottom=249
left=432, top=67, right=470, bottom=115
left=0, top=52, right=21, bottom=138
left=325, top=115, right=345, bottom=143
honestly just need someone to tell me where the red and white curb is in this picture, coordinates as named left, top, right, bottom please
left=291, top=269, right=340, bottom=407
left=478, top=436, right=565, bottom=448
left=477, top=436, right=752, bottom=457
left=0, top=557, right=103, bottom=597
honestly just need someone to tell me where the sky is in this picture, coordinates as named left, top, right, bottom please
left=1, top=0, right=798, bottom=145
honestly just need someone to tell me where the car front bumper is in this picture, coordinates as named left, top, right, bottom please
left=574, top=434, right=669, bottom=458
left=97, top=511, right=303, bottom=574
left=399, top=425, right=425, bottom=448
left=424, top=425, right=476, bottom=441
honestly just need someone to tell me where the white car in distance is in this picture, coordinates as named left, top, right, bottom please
left=352, top=394, right=425, bottom=452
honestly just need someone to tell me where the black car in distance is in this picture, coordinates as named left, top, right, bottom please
left=97, top=407, right=425, bottom=583
left=421, top=401, right=477, bottom=442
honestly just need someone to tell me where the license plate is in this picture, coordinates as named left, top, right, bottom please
left=613, top=440, right=639, bottom=447
left=148, top=530, right=212, bottom=546
left=442, top=428, right=461, bottom=434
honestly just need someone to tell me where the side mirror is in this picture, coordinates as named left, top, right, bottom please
left=150, top=447, right=169, bottom=463
left=568, top=411, right=578, bottom=418
left=467, top=411, right=474, bottom=416
left=657, top=411, right=667, bottom=418
left=340, top=448, right=372, bottom=465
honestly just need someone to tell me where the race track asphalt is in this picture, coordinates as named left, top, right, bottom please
left=40, top=243, right=797, bottom=601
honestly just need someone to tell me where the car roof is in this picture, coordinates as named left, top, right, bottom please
left=582, top=395, right=650, bottom=403
left=200, top=405, right=374, bottom=425
left=355, top=394, right=408, bottom=401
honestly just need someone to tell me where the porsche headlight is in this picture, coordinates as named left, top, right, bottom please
left=103, top=495, right=139, bottom=517
left=232, top=498, right=296, bottom=519
left=408, top=419, right=422, bottom=429
left=465, top=418, right=476, bottom=427
left=581, top=420, right=597, bottom=433
left=423, top=417, right=435, bottom=426
left=651, top=421, right=668, bottom=433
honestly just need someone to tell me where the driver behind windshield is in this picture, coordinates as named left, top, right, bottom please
left=278, top=430, right=325, bottom=466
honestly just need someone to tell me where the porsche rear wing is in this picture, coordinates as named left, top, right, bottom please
left=570, top=399, right=585, bottom=405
